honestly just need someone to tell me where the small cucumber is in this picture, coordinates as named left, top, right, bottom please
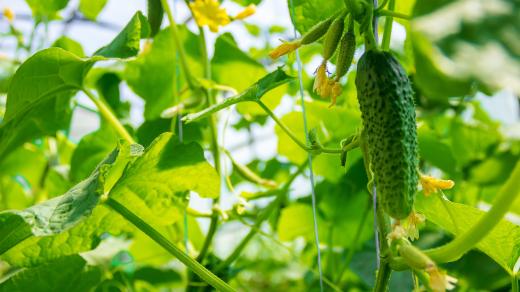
left=355, top=50, right=419, bottom=219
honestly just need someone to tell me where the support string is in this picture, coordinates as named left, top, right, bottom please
left=288, top=1, right=324, bottom=290
left=172, top=0, right=189, bottom=253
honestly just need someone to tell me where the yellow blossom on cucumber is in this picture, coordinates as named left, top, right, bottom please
left=420, top=175, right=455, bottom=196
left=329, top=80, right=342, bottom=107
left=3, top=7, right=14, bottom=23
left=234, top=4, right=256, bottom=20
left=189, top=0, right=230, bottom=32
left=313, top=62, right=330, bottom=97
left=269, top=40, right=301, bottom=59
left=403, top=211, right=425, bottom=241
left=426, top=266, right=458, bottom=292
left=387, top=224, right=407, bottom=242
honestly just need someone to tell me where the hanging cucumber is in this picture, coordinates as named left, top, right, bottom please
left=355, top=50, right=419, bottom=220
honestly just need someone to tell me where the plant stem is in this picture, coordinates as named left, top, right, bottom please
left=374, top=261, right=392, bottom=292
left=160, top=0, right=196, bottom=89
left=437, top=191, right=460, bottom=233
left=380, top=0, right=394, bottom=51
left=196, top=212, right=219, bottom=262
left=194, top=26, right=222, bottom=266
left=257, top=100, right=310, bottom=151
left=376, top=0, right=389, bottom=11
left=214, top=162, right=308, bottom=273
left=425, top=161, right=520, bottom=263
left=513, top=274, right=519, bottom=292
left=182, top=93, right=251, bottom=123
left=105, top=198, right=235, bottom=292
left=82, top=88, right=135, bottom=144
left=377, top=10, right=410, bottom=20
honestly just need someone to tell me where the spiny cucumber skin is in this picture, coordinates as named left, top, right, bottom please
left=335, top=28, right=356, bottom=79
left=301, top=18, right=333, bottom=45
left=322, top=16, right=345, bottom=60
left=356, top=50, right=419, bottom=220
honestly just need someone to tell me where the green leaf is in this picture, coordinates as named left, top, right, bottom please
left=411, top=0, right=520, bottom=97
left=0, top=48, right=98, bottom=161
left=0, top=148, right=119, bottom=256
left=95, top=11, right=150, bottom=58
left=124, top=26, right=203, bottom=119
left=277, top=203, right=318, bottom=241
left=24, top=0, right=69, bottom=19
left=418, top=124, right=457, bottom=175
left=275, top=100, right=360, bottom=181
left=70, top=126, right=118, bottom=183
left=289, top=0, right=343, bottom=34
left=0, top=142, right=140, bottom=267
left=79, top=0, right=108, bottom=20
left=449, top=118, right=500, bottom=167
left=147, top=0, right=164, bottom=37
left=0, top=177, right=30, bottom=211
left=416, top=194, right=520, bottom=274
left=410, top=32, right=473, bottom=102
left=0, top=255, right=102, bottom=292
left=211, top=33, right=285, bottom=116
left=52, top=36, right=85, bottom=57
left=0, top=145, right=47, bottom=190
left=109, top=133, right=220, bottom=226
left=278, top=169, right=372, bottom=247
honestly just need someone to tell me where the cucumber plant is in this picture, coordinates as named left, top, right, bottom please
left=0, top=0, right=519, bottom=291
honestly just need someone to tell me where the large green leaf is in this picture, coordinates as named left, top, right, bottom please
left=95, top=11, right=150, bottom=58
left=0, top=255, right=102, bottom=292
left=52, top=36, right=85, bottom=57
left=416, top=194, right=520, bottom=274
left=124, top=26, right=203, bottom=119
left=24, top=0, right=69, bottom=19
left=109, top=132, right=220, bottom=226
left=70, top=126, right=118, bottom=183
left=0, top=142, right=141, bottom=267
left=79, top=0, right=109, bottom=20
left=411, top=0, right=520, bottom=99
left=211, top=33, right=285, bottom=116
left=289, top=0, right=343, bottom=34
left=0, top=48, right=98, bottom=161
left=277, top=188, right=373, bottom=247
left=0, top=148, right=119, bottom=256
left=275, top=99, right=360, bottom=181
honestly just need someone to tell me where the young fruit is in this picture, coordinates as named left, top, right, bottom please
left=147, top=0, right=164, bottom=37
left=334, top=17, right=356, bottom=80
left=300, top=15, right=334, bottom=45
left=322, top=13, right=346, bottom=61
left=355, top=50, right=419, bottom=220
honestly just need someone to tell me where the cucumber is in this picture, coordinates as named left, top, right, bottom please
left=322, top=13, right=346, bottom=60
left=147, top=0, right=164, bottom=37
left=334, top=17, right=356, bottom=80
left=356, top=50, right=419, bottom=219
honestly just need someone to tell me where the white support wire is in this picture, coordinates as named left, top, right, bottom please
left=288, top=1, right=324, bottom=290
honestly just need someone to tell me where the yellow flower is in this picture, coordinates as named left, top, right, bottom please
left=189, top=0, right=230, bottom=32
left=234, top=4, right=256, bottom=20
left=387, top=224, right=407, bottom=242
left=269, top=40, right=301, bottom=59
left=426, top=266, right=458, bottom=292
left=403, top=211, right=425, bottom=240
left=313, top=62, right=330, bottom=97
left=329, top=80, right=342, bottom=107
left=3, top=7, right=14, bottom=23
left=420, top=175, right=455, bottom=196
